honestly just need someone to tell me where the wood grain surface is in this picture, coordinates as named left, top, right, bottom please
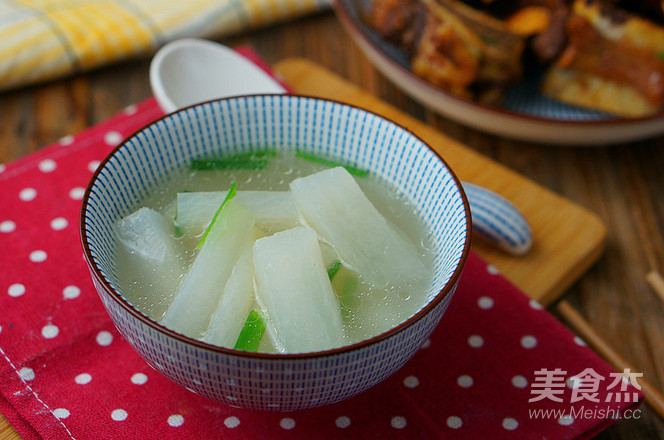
left=1, top=9, right=663, bottom=440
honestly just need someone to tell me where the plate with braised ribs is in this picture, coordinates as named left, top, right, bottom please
left=333, top=0, right=664, bottom=145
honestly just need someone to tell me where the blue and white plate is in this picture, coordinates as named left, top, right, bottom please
left=333, top=0, right=664, bottom=145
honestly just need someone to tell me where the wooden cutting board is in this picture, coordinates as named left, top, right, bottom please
left=274, top=58, right=606, bottom=307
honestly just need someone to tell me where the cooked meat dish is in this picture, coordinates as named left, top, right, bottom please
left=366, top=0, right=664, bottom=116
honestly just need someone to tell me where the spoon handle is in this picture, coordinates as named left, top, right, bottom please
left=462, top=181, right=532, bottom=256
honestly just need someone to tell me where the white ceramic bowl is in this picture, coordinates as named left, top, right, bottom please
left=80, top=95, right=471, bottom=410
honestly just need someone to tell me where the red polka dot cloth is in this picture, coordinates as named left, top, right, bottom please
left=0, top=49, right=642, bottom=440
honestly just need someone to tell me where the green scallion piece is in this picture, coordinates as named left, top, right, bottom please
left=231, top=150, right=277, bottom=160
left=190, top=150, right=277, bottom=171
left=295, top=151, right=369, bottom=177
left=190, top=159, right=268, bottom=170
left=327, top=260, right=343, bottom=280
left=174, top=221, right=184, bottom=238
left=659, top=51, right=664, bottom=61
left=233, top=309, right=267, bottom=352
left=196, top=182, right=237, bottom=249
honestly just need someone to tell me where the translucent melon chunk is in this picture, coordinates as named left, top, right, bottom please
left=116, top=207, right=178, bottom=263
left=290, top=167, right=428, bottom=288
left=160, top=201, right=255, bottom=338
left=203, top=239, right=255, bottom=348
left=253, top=227, right=344, bottom=353
left=177, top=190, right=298, bottom=234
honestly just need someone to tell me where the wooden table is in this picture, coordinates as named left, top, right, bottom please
left=1, top=9, right=663, bottom=440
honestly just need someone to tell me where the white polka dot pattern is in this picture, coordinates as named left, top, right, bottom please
left=8, top=284, right=25, bottom=298
left=559, top=415, right=575, bottom=426
left=104, top=131, right=123, bottom=146
left=446, top=416, right=462, bottom=429
left=38, top=159, right=57, bottom=173
left=502, top=417, right=519, bottom=430
left=41, top=324, right=59, bottom=339
left=18, top=367, right=35, bottom=381
left=403, top=375, right=419, bottom=388
left=75, top=373, right=92, bottom=384
left=280, top=417, right=295, bottom=430
left=19, top=188, right=37, bottom=201
left=468, top=335, right=484, bottom=348
left=131, top=373, right=148, bottom=385
left=511, top=375, right=528, bottom=389
left=224, top=416, right=240, bottom=428
left=168, top=414, right=184, bottom=427
left=111, top=409, right=128, bottom=421
left=53, top=408, right=70, bottom=419
left=96, top=331, right=113, bottom=346
left=457, top=375, right=473, bottom=388
left=88, top=161, right=101, bottom=172
left=391, top=416, right=407, bottom=429
left=520, top=335, right=538, bottom=349
left=18, top=188, right=37, bottom=202
left=0, top=94, right=628, bottom=439
left=69, top=187, right=85, bottom=200
left=29, top=250, right=47, bottom=263
left=335, top=416, right=351, bottom=428
left=58, top=135, right=74, bottom=146
left=477, top=296, right=494, bottom=309
left=62, top=285, right=80, bottom=300
left=0, top=220, right=15, bottom=233
left=50, top=217, right=68, bottom=230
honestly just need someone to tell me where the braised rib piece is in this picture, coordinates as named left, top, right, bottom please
left=368, top=0, right=429, bottom=52
left=432, top=0, right=525, bottom=85
left=542, top=0, right=664, bottom=116
left=367, top=0, right=664, bottom=115
left=367, top=0, right=525, bottom=103
left=530, top=1, right=570, bottom=62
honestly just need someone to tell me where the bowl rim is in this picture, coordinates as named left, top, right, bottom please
left=79, top=93, right=472, bottom=360
left=331, top=0, right=664, bottom=128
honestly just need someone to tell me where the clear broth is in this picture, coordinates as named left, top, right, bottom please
left=115, top=152, right=433, bottom=352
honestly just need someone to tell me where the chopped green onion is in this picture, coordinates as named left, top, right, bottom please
left=295, top=151, right=369, bottom=177
left=233, top=309, right=267, bottom=352
left=197, top=182, right=237, bottom=249
left=190, top=159, right=268, bottom=170
left=190, top=150, right=277, bottom=171
left=659, top=51, right=664, bottom=61
left=231, top=150, right=277, bottom=160
left=174, top=221, right=184, bottom=238
left=330, top=264, right=360, bottom=320
left=327, top=260, right=343, bottom=279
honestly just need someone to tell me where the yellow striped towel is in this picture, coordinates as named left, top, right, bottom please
left=0, top=0, right=331, bottom=91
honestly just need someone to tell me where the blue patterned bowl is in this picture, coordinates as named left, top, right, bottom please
left=80, top=95, right=471, bottom=410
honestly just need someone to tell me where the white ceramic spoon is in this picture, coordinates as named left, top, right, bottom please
left=149, top=38, right=532, bottom=256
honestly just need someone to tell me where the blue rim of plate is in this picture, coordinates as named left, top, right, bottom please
left=333, top=0, right=664, bottom=127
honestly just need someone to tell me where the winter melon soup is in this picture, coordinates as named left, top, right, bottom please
left=114, top=151, right=434, bottom=354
